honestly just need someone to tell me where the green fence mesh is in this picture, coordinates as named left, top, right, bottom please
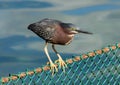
left=1, top=43, right=120, bottom=85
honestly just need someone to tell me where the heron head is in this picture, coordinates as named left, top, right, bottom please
left=60, top=23, right=80, bottom=34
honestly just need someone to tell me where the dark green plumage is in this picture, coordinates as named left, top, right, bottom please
left=28, top=18, right=92, bottom=44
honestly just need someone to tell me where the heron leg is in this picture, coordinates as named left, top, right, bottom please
left=52, top=44, right=67, bottom=72
left=44, top=42, right=58, bottom=75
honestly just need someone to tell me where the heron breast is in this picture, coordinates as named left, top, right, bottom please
left=52, top=31, right=74, bottom=45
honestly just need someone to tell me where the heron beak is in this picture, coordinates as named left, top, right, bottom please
left=70, top=30, right=79, bottom=34
left=75, top=30, right=93, bottom=34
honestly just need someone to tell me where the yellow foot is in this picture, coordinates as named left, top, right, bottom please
left=55, top=58, right=67, bottom=72
left=50, top=62, right=58, bottom=75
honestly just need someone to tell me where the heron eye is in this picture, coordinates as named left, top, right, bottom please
left=71, top=28, right=75, bottom=30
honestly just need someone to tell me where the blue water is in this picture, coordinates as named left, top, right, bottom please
left=0, top=0, right=120, bottom=77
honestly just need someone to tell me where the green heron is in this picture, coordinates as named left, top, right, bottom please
left=28, top=18, right=92, bottom=74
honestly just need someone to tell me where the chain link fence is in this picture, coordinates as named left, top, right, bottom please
left=1, top=43, right=120, bottom=85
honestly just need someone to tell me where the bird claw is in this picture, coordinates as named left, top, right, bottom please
left=50, top=62, right=58, bottom=75
left=55, top=58, right=67, bottom=72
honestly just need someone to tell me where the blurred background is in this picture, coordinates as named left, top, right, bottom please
left=0, top=0, right=120, bottom=77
